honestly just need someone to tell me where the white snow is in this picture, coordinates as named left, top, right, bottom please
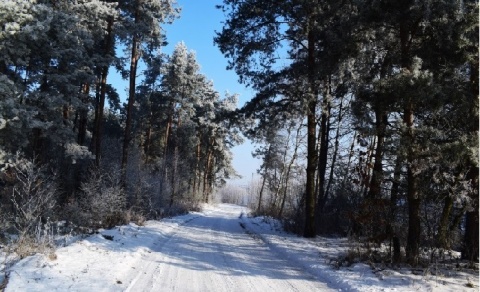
left=2, top=204, right=478, bottom=291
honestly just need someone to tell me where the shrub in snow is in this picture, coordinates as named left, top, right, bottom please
left=80, top=168, right=127, bottom=228
left=11, top=159, right=57, bottom=235
left=6, top=156, right=58, bottom=258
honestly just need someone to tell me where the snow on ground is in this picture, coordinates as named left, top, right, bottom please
left=240, top=212, right=478, bottom=291
left=1, top=204, right=478, bottom=291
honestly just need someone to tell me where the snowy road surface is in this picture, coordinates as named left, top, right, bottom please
left=125, top=204, right=333, bottom=291
left=6, top=204, right=335, bottom=291
left=6, top=204, right=477, bottom=291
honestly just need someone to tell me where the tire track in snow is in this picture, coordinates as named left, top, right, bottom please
left=124, top=215, right=201, bottom=291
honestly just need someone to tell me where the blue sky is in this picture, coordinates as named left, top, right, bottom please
left=112, top=0, right=261, bottom=185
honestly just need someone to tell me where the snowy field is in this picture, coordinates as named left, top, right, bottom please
left=1, top=204, right=478, bottom=291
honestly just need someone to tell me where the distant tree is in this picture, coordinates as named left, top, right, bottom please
left=137, top=42, right=241, bottom=206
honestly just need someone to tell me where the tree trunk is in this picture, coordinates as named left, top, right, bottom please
left=121, top=7, right=140, bottom=183
left=399, top=17, right=421, bottom=265
left=360, top=136, right=376, bottom=198
left=274, top=126, right=292, bottom=216
left=325, top=94, right=345, bottom=200
left=143, top=112, right=153, bottom=163
left=164, top=113, right=173, bottom=156
left=461, top=60, right=479, bottom=262
left=462, top=207, right=479, bottom=262
left=303, top=13, right=318, bottom=238
left=366, top=48, right=391, bottom=200
left=76, top=83, right=89, bottom=146
left=366, top=108, right=387, bottom=199
left=404, top=100, right=421, bottom=265
left=192, top=135, right=202, bottom=197
left=206, top=155, right=215, bottom=204
left=345, top=131, right=357, bottom=177
left=316, top=81, right=331, bottom=215
left=163, top=101, right=174, bottom=168
left=203, top=149, right=213, bottom=203
left=437, top=195, right=453, bottom=249
left=278, top=123, right=301, bottom=218
left=257, top=171, right=267, bottom=213
left=304, top=99, right=317, bottom=238
left=278, top=179, right=288, bottom=218
left=390, top=156, right=402, bottom=263
left=462, top=165, right=479, bottom=262
left=94, top=17, right=114, bottom=166
left=271, top=170, right=282, bottom=212
left=77, top=108, right=88, bottom=146
left=169, top=143, right=178, bottom=207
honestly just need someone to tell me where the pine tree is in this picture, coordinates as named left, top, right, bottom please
left=137, top=42, right=241, bottom=205
left=118, top=0, right=180, bottom=183
left=355, top=0, right=478, bottom=264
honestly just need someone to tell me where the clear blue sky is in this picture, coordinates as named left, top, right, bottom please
left=112, top=0, right=261, bottom=185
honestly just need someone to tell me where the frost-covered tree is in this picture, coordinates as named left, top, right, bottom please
left=252, top=119, right=304, bottom=217
left=215, top=0, right=358, bottom=237
left=216, top=0, right=478, bottom=264
left=0, top=0, right=243, bottom=239
left=0, top=0, right=119, bottom=170
left=135, top=42, right=241, bottom=206
left=353, top=0, right=478, bottom=264
left=118, top=0, right=180, bottom=181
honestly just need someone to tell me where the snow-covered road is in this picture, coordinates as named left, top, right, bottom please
left=5, top=204, right=477, bottom=291
left=125, top=204, right=333, bottom=291
left=6, top=204, right=334, bottom=291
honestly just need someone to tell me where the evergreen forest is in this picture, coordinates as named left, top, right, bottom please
left=0, top=0, right=241, bottom=258
left=0, top=0, right=478, bottom=268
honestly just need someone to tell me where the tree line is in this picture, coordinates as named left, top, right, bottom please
left=215, top=0, right=478, bottom=265
left=0, top=0, right=240, bottom=253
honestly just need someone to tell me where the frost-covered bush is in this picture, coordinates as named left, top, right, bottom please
left=0, top=155, right=59, bottom=258
left=10, top=156, right=57, bottom=238
left=80, top=168, right=127, bottom=228
left=64, top=143, right=94, bottom=164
